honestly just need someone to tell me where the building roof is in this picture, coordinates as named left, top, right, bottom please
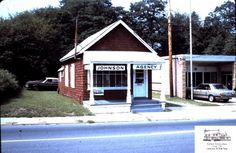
left=60, top=20, right=157, bottom=62
left=162, top=54, right=236, bottom=62
left=83, top=51, right=164, bottom=64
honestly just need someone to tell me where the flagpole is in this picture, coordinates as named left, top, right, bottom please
left=189, top=0, right=193, bottom=100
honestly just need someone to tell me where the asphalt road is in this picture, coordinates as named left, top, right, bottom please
left=1, top=119, right=236, bottom=153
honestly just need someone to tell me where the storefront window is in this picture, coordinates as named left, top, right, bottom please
left=204, top=72, right=217, bottom=83
left=186, top=72, right=217, bottom=87
left=93, top=71, right=127, bottom=87
left=196, top=72, right=202, bottom=86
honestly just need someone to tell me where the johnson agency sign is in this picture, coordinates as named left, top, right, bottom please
left=133, top=64, right=160, bottom=70
left=96, top=65, right=126, bottom=71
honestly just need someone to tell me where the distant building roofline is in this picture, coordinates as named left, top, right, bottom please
left=161, top=54, right=236, bottom=62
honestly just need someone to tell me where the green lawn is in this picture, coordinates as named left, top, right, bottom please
left=152, top=92, right=218, bottom=106
left=1, top=90, right=92, bottom=117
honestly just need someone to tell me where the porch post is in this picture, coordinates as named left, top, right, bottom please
left=126, top=63, right=132, bottom=103
left=160, top=63, right=167, bottom=101
left=89, top=63, right=95, bottom=105
left=233, top=62, right=236, bottom=90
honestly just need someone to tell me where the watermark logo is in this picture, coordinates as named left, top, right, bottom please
left=195, top=126, right=236, bottom=153
left=203, top=129, right=231, bottom=142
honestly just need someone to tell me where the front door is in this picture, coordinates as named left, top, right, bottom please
left=133, top=70, right=147, bottom=98
left=222, top=74, right=232, bottom=89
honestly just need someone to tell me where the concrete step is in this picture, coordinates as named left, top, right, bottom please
left=84, top=102, right=131, bottom=114
left=131, top=107, right=163, bottom=113
left=131, top=99, right=163, bottom=113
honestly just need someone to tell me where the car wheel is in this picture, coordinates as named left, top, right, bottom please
left=33, top=86, right=39, bottom=91
left=223, top=99, right=229, bottom=102
left=208, top=95, right=215, bottom=102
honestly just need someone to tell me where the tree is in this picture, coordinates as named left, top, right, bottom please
left=60, top=0, right=125, bottom=42
left=171, top=12, right=189, bottom=55
left=0, top=12, right=59, bottom=85
left=0, top=69, right=20, bottom=100
left=203, top=1, right=235, bottom=55
left=129, top=0, right=167, bottom=55
left=128, top=1, right=203, bottom=56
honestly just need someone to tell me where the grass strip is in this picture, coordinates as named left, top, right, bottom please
left=1, top=90, right=92, bottom=117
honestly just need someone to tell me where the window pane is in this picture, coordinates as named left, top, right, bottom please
left=210, top=72, right=217, bottom=83
left=122, top=73, right=127, bottom=86
left=196, top=72, right=202, bottom=86
left=136, top=70, right=144, bottom=83
left=97, top=75, right=103, bottom=87
left=110, top=75, right=115, bottom=87
left=116, top=73, right=122, bottom=87
left=193, top=72, right=196, bottom=87
left=104, top=74, right=109, bottom=87
left=204, top=72, right=210, bottom=83
left=93, top=69, right=127, bottom=87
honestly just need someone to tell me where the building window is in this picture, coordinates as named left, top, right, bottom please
left=70, top=64, right=75, bottom=88
left=203, top=72, right=217, bottom=83
left=59, top=71, right=63, bottom=82
left=65, top=65, right=69, bottom=87
left=135, top=70, right=144, bottom=84
left=196, top=72, right=202, bottom=87
left=93, top=71, right=127, bottom=87
left=186, top=72, right=217, bottom=87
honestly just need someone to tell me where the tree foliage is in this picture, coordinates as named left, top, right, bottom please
left=203, top=1, right=235, bottom=54
left=0, top=11, right=60, bottom=85
left=0, top=69, right=20, bottom=100
left=129, top=0, right=167, bottom=55
left=60, top=0, right=125, bottom=42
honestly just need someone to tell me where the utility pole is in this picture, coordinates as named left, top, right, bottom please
left=168, top=0, right=173, bottom=97
left=189, top=0, right=193, bottom=100
left=74, top=16, right=78, bottom=59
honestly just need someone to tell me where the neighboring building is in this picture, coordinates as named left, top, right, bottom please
left=58, top=20, right=164, bottom=105
left=152, top=54, right=236, bottom=98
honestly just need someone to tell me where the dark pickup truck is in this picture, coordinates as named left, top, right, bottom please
left=25, top=77, right=58, bottom=91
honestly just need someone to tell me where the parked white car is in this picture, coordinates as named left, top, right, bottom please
left=187, top=83, right=235, bottom=102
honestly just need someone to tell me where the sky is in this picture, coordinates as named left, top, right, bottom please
left=0, top=0, right=234, bottom=20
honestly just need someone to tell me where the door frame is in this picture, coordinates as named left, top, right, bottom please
left=133, top=69, right=148, bottom=98
left=222, top=73, right=232, bottom=89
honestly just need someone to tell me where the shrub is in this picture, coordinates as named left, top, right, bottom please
left=0, top=69, right=20, bottom=100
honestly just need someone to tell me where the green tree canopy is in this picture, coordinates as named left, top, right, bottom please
left=0, top=10, right=63, bottom=85
left=203, top=1, right=235, bottom=54
left=129, top=0, right=167, bottom=55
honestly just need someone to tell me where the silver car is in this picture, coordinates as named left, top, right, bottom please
left=189, top=83, right=235, bottom=102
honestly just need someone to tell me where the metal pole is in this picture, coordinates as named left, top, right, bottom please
left=168, top=0, right=173, bottom=97
left=189, top=0, right=193, bottom=100
left=74, top=16, right=78, bottom=59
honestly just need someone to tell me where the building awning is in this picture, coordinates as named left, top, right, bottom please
left=83, top=51, right=165, bottom=65
left=162, top=54, right=236, bottom=62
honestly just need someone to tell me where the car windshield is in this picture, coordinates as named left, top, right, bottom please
left=213, top=84, right=227, bottom=89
